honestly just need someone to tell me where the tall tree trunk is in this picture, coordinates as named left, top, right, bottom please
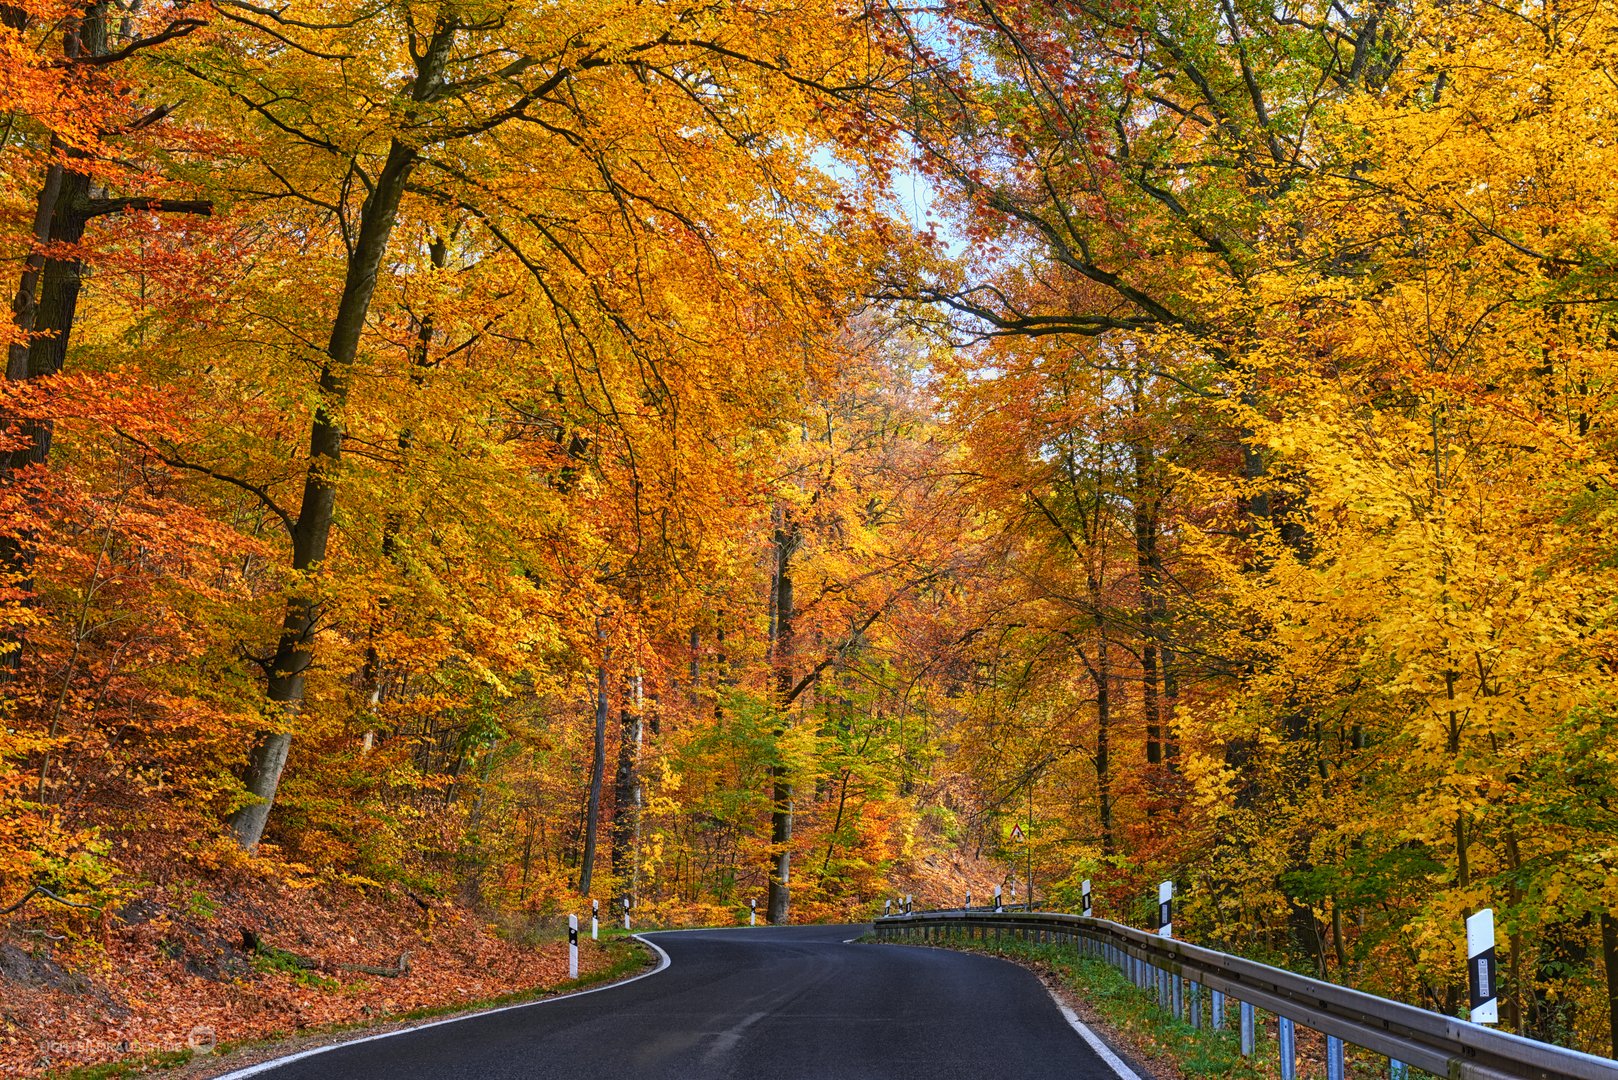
left=2, top=11, right=96, bottom=672
left=688, top=625, right=699, bottom=702
left=1134, top=440, right=1162, bottom=768
left=1095, top=640, right=1114, bottom=854
left=459, top=744, right=498, bottom=908
left=714, top=623, right=726, bottom=721
left=579, top=629, right=610, bottom=895
left=1601, top=912, right=1618, bottom=1057
left=1, top=168, right=210, bottom=671
left=0, top=160, right=76, bottom=675
left=767, top=513, right=798, bottom=924
left=225, top=23, right=459, bottom=850
left=1161, top=610, right=1179, bottom=764
left=5, top=155, right=65, bottom=383
left=1222, top=392, right=1274, bottom=794
left=610, top=669, right=643, bottom=894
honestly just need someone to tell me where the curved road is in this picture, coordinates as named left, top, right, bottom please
left=223, top=924, right=1131, bottom=1079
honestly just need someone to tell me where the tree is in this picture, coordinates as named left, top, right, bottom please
left=180, top=0, right=903, bottom=849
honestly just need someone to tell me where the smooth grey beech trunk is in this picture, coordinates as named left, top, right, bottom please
left=767, top=517, right=798, bottom=925
left=227, top=24, right=459, bottom=851
left=1, top=8, right=207, bottom=676
left=610, top=671, right=643, bottom=892
left=578, top=654, right=609, bottom=894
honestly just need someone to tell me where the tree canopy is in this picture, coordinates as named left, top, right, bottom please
left=3, top=0, right=1617, bottom=1062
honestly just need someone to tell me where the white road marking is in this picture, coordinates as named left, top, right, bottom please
left=210, top=934, right=673, bottom=1079
left=1045, top=988, right=1145, bottom=1080
left=703, top=1010, right=769, bottom=1060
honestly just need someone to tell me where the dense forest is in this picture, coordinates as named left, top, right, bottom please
left=2, top=0, right=1616, bottom=1063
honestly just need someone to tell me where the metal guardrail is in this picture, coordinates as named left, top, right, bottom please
left=873, top=910, right=1618, bottom=1080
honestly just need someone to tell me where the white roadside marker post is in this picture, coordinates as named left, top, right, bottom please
left=905, top=894, right=913, bottom=915
left=1157, top=879, right=1176, bottom=1013
left=567, top=915, right=579, bottom=980
left=994, top=884, right=1003, bottom=913
left=750, top=898, right=757, bottom=926
left=965, top=888, right=971, bottom=911
left=883, top=898, right=892, bottom=917
left=1468, top=908, right=1499, bottom=1024
left=622, top=896, right=630, bottom=931
left=591, top=898, right=599, bottom=941
left=1081, top=878, right=1092, bottom=918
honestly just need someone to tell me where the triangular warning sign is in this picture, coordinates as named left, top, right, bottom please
left=1010, top=823, right=1024, bottom=843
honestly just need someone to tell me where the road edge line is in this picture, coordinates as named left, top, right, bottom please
left=209, top=934, right=673, bottom=1079
left=1045, top=989, right=1145, bottom=1080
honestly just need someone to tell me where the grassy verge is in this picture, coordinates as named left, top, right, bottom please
left=52, top=938, right=652, bottom=1080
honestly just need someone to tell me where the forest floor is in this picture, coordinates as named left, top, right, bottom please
left=0, top=836, right=637, bottom=1079
left=885, top=839, right=1028, bottom=912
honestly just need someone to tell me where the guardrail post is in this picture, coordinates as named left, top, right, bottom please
left=1240, top=1000, right=1255, bottom=1057
left=1278, top=1016, right=1296, bottom=1080
left=1326, top=1035, right=1344, bottom=1080
left=1188, top=981, right=1201, bottom=1029
left=1211, top=988, right=1225, bottom=1030
left=1172, top=973, right=1183, bottom=1021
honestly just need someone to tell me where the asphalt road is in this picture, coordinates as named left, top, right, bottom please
left=223, top=924, right=1130, bottom=1079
